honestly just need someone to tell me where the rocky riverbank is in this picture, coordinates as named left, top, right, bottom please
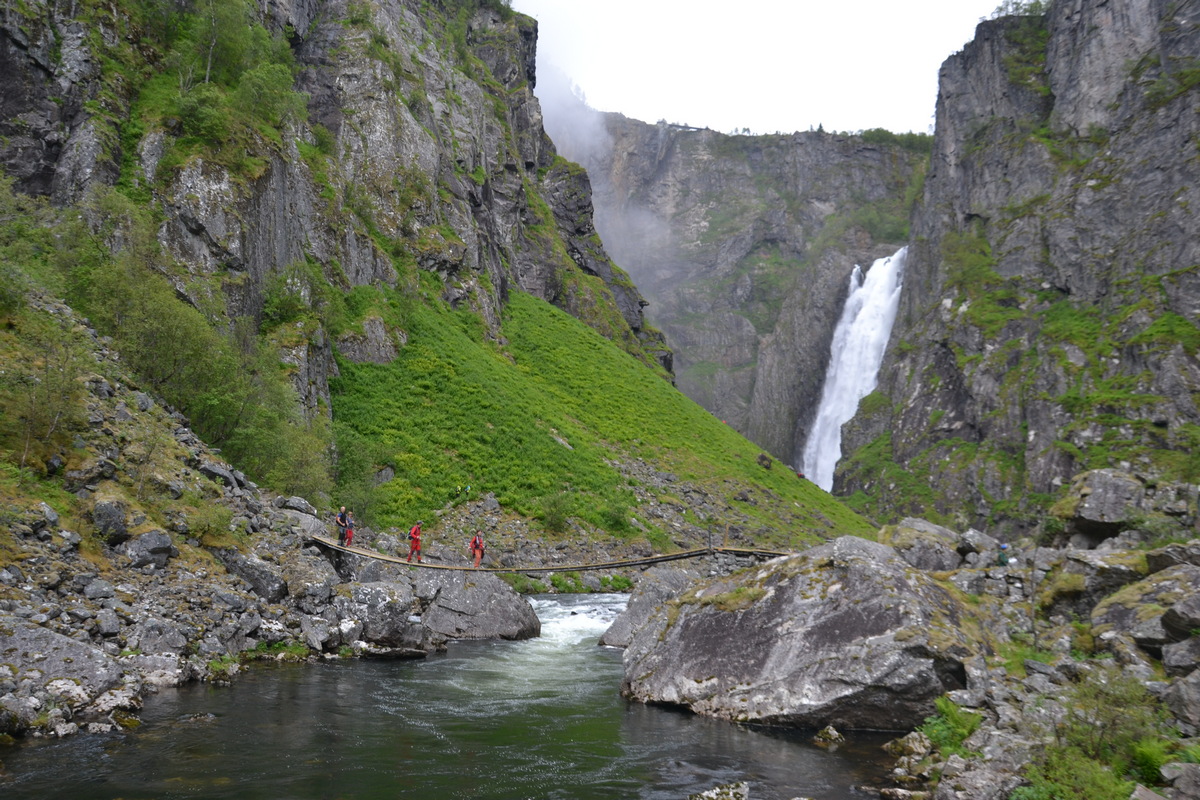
left=0, top=303, right=536, bottom=742
left=604, top=519, right=1200, bottom=799
left=0, top=291, right=806, bottom=747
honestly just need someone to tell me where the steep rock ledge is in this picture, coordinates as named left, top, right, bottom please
left=839, top=0, right=1200, bottom=532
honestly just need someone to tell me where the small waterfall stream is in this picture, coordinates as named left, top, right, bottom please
left=801, top=247, right=907, bottom=491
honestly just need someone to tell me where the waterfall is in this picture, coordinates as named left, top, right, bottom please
left=801, top=247, right=907, bottom=491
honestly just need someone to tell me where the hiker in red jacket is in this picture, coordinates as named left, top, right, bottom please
left=468, top=530, right=485, bottom=568
left=407, top=520, right=423, bottom=563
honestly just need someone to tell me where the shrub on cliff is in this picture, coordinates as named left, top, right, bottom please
left=1014, top=664, right=1173, bottom=799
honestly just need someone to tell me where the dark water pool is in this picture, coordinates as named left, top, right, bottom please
left=0, top=595, right=894, bottom=799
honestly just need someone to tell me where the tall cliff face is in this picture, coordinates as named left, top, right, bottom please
left=0, top=0, right=667, bottom=420
left=545, top=102, right=925, bottom=464
left=839, top=0, right=1200, bottom=532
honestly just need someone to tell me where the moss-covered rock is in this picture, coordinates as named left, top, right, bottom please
left=619, top=536, right=993, bottom=730
left=1091, top=564, right=1200, bottom=651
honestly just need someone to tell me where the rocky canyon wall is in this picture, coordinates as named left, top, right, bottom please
left=839, top=0, right=1200, bottom=532
left=0, top=0, right=667, bottom=421
left=542, top=93, right=925, bottom=464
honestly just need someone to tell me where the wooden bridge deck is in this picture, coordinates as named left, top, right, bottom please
left=309, top=535, right=789, bottom=573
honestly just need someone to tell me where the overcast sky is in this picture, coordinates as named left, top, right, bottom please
left=511, top=0, right=1004, bottom=135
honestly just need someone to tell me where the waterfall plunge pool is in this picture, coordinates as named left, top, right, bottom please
left=0, top=595, right=894, bottom=799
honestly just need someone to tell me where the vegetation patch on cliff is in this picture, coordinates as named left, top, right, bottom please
left=330, top=290, right=873, bottom=541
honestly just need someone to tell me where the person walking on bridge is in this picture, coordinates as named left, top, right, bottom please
left=407, top=520, right=423, bottom=563
left=345, top=511, right=356, bottom=547
left=334, top=506, right=349, bottom=546
left=468, top=530, right=485, bottom=568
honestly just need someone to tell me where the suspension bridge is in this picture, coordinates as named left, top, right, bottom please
left=309, top=535, right=790, bottom=573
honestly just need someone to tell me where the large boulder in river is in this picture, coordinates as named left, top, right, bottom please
left=621, top=536, right=990, bottom=730
left=415, top=570, right=540, bottom=640
left=600, top=564, right=700, bottom=648
left=331, top=582, right=426, bottom=649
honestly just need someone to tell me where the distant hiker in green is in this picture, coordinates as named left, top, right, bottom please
left=335, top=506, right=349, bottom=545
left=997, top=543, right=1010, bottom=567
left=407, top=521, right=423, bottom=563
left=468, top=530, right=485, bottom=568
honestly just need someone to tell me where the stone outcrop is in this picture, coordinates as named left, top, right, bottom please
left=839, top=1, right=1200, bottom=533
left=618, top=536, right=989, bottom=729
left=601, top=518, right=1200, bottom=796
left=415, top=570, right=541, bottom=641
left=879, top=517, right=966, bottom=572
left=598, top=564, right=699, bottom=648
left=1091, top=564, right=1200, bottom=654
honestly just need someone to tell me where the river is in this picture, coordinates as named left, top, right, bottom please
left=0, top=595, right=893, bottom=799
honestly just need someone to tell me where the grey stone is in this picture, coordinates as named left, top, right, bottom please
left=216, top=549, right=288, bottom=603
left=601, top=564, right=699, bottom=648
left=333, top=582, right=418, bottom=647
left=621, top=537, right=985, bottom=729
left=91, top=499, right=128, bottom=545
left=1093, top=565, right=1200, bottom=649
left=38, top=502, right=59, bottom=527
left=120, top=530, right=175, bottom=569
left=0, top=616, right=125, bottom=701
left=198, top=460, right=237, bottom=489
left=300, top=614, right=333, bottom=651
left=1163, top=595, right=1200, bottom=642
left=880, top=517, right=964, bottom=571
left=336, top=315, right=401, bottom=363
left=126, top=618, right=190, bottom=656
left=83, top=579, right=115, bottom=600
left=416, top=570, right=540, bottom=641
left=95, top=607, right=121, bottom=637
left=958, top=529, right=999, bottom=556
left=1167, top=668, right=1200, bottom=734
left=1147, top=543, right=1200, bottom=575
left=277, top=495, right=319, bottom=517
left=1167, top=763, right=1200, bottom=800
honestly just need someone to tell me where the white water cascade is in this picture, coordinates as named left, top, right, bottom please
left=801, top=247, right=907, bottom=491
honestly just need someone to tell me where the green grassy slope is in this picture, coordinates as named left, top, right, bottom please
left=331, top=290, right=874, bottom=548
